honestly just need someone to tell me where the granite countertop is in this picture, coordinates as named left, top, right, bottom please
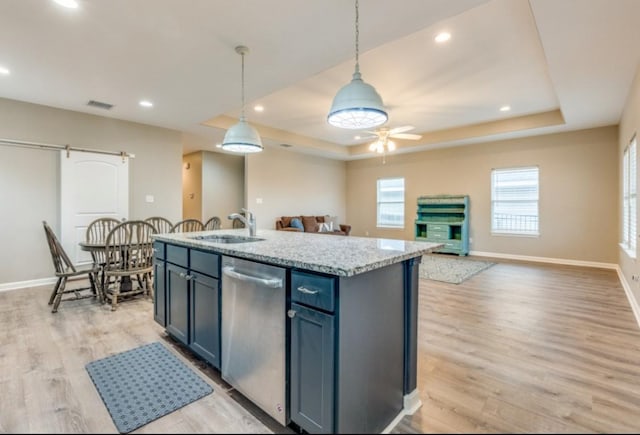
left=153, top=229, right=442, bottom=277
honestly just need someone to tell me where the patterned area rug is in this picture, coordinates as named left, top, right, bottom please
left=86, top=342, right=213, bottom=433
left=420, top=254, right=495, bottom=284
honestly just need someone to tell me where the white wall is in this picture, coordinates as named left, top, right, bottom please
left=246, top=145, right=347, bottom=231
left=0, top=97, right=183, bottom=286
left=347, top=126, right=619, bottom=264
left=202, top=151, right=244, bottom=229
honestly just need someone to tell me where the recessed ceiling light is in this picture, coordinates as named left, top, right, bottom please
left=139, top=100, right=153, bottom=108
left=354, top=135, right=361, bottom=140
left=52, top=0, right=79, bottom=9
left=435, top=32, right=451, bottom=43
left=0, top=66, right=9, bottom=75
left=500, top=105, right=511, bottom=112
left=254, top=105, right=264, bottom=112
left=215, top=143, right=222, bottom=148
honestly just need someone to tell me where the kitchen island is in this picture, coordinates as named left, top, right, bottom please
left=152, top=229, right=441, bottom=434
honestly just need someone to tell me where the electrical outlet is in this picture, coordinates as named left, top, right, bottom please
left=633, top=275, right=640, bottom=282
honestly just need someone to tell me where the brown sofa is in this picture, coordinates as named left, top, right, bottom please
left=275, top=215, right=351, bottom=236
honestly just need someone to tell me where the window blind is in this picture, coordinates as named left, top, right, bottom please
left=377, top=178, right=404, bottom=228
left=491, top=166, right=539, bottom=235
left=623, top=137, right=637, bottom=255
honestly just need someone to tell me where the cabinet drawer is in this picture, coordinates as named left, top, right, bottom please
left=291, top=270, right=336, bottom=312
left=153, top=241, right=165, bottom=260
left=166, top=244, right=188, bottom=267
left=427, top=223, right=449, bottom=232
left=190, top=249, right=220, bottom=278
left=426, top=231, right=449, bottom=240
left=439, top=240, right=462, bottom=249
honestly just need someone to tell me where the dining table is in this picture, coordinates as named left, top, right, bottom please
left=79, top=241, right=135, bottom=292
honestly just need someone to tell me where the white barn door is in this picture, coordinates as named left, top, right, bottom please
left=60, top=151, right=129, bottom=265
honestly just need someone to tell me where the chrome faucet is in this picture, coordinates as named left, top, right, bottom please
left=228, top=208, right=256, bottom=237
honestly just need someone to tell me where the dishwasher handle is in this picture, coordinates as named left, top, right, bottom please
left=222, top=265, right=283, bottom=288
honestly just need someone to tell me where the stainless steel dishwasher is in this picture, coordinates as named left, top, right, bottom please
left=220, top=255, right=287, bottom=425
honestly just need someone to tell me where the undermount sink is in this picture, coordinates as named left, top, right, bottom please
left=191, top=234, right=265, bottom=244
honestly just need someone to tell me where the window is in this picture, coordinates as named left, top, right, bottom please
left=377, top=177, right=404, bottom=228
left=622, top=136, right=637, bottom=256
left=491, top=166, right=539, bottom=235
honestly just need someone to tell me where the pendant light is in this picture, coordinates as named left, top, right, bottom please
left=221, top=45, right=263, bottom=153
left=327, top=0, right=388, bottom=130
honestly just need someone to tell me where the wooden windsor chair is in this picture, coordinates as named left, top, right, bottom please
left=102, top=220, right=156, bottom=310
left=43, top=221, right=100, bottom=313
left=170, top=219, right=204, bottom=233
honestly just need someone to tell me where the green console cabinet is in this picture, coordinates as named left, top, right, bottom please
left=415, top=194, right=469, bottom=255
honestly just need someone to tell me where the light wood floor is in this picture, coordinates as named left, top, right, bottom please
left=1, top=259, right=639, bottom=433
left=394, top=258, right=640, bottom=434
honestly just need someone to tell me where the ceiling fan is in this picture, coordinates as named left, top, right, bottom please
left=362, top=125, right=422, bottom=154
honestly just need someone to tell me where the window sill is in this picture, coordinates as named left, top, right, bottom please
left=376, top=225, right=404, bottom=230
left=619, top=243, right=636, bottom=260
left=491, top=231, right=539, bottom=238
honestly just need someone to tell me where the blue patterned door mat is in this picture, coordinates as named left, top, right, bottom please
left=85, top=341, right=213, bottom=433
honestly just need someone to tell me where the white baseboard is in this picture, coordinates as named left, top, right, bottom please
left=469, top=250, right=617, bottom=270
left=0, top=277, right=57, bottom=293
left=382, top=390, right=422, bottom=434
left=616, top=266, right=640, bottom=329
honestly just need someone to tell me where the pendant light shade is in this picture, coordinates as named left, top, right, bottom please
left=221, top=116, right=263, bottom=153
left=222, top=45, right=263, bottom=153
left=328, top=0, right=388, bottom=130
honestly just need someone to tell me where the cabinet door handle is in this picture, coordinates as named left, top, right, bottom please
left=185, top=274, right=194, bottom=281
left=297, top=286, right=319, bottom=295
left=287, top=309, right=296, bottom=318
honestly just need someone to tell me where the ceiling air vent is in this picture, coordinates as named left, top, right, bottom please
left=87, top=100, right=114, bottom=110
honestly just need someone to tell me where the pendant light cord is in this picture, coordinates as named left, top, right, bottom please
left=240, top=50, right=246, bottom=121
left=354, top=0, right=360, bottom=77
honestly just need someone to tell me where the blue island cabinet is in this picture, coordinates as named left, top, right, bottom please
left=154, top=243, right=221, bottom=369
left=289, top=260, right=419, bottom=434
left=153, top=235, right=426, bottom=435
left=153, top=241, right=166, bottom=326
left=289, top=271, right=336, bottom=433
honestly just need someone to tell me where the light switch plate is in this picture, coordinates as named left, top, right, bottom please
left=145, top=195, right=154, bottom=203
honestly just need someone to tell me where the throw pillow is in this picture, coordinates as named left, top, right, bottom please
left=301, top=215, right=319, bottom=233
left=328, top=215, right=340, bottom=230
left=289, top=217, right=304, bottom=230
left=318, top=222, right=333, bottom=233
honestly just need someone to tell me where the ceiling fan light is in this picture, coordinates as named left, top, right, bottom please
left=328, top=73, right=388, bottom=129
left=387, top=140, right=396, bottom=151
left=221, top=117, right=263, bottom=153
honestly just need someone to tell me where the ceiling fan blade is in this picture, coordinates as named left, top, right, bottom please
left=358, top=134, right=378, bottom=141
left=389, top=125, right=415, bottom=135
left=390, top=133, right=422, bottom=140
